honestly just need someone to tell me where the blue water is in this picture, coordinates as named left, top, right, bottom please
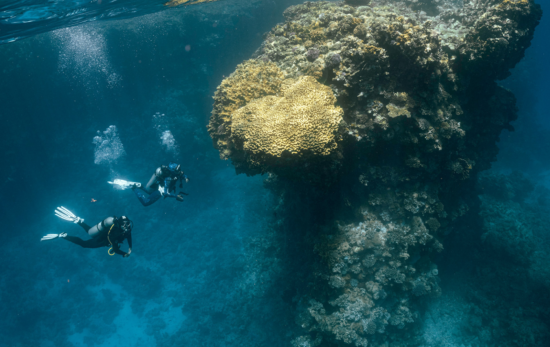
left=0, top=0, right=549, bottom=346
left=0, top=0, right=175, bottom=44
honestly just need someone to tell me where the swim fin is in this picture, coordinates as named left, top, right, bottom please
left=108, top=179, right=141, bottom=190
left=41, top=233, right=67, bottom=241
left=55, top=206, right=83, bottom=223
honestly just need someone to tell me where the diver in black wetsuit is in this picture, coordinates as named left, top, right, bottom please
left=132, top=162, right=189, bottom=207
left=41, top=207, right=133, bottom=258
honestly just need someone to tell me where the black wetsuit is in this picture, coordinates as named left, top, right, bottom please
left=133, top=165, right=188, bottom=207
left=64, top=217, right=132, bottom=256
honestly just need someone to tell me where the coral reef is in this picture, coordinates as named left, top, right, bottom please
left=208, top=0, right=542, bottom=345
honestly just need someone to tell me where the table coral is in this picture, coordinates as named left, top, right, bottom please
left=208, top=60, right=284, bottom=170
left=231, top=76, right=344, bottom=173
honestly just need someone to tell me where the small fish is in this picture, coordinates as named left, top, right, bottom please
left=91, top=198, right=97, bottom=203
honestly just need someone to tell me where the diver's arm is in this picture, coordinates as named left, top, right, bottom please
left=111, top=242, right=128, bottom=257
left=175, top=173, right=189, bottom=189
left=127, top=233, right=133, bottom=252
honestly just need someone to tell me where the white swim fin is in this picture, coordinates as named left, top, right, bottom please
left=55, top=207, right=83, bottom=223
left=108, top=179, right=141, bottom=190
left=41, top=233, right=67, bottom=241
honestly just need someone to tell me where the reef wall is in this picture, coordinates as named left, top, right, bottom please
left=207, top=0, right=542, bottom=345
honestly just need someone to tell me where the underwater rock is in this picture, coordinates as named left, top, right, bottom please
left=306, top=47, right=321, bottom=61
left=207, top=0, right=541, bottom=345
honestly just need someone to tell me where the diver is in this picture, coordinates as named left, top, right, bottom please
left=41, top=206, right=133, bottom=258
left=130, top=162, right=189, bottom=207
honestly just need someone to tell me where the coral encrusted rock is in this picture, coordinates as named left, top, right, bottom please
left=207, top=0, right=542, bottom=345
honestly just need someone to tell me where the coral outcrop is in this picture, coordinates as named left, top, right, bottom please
left=207, top=0, right=542, bottom=345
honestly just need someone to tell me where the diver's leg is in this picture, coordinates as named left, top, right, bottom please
left=133, top=188, right=162, bottom=207
left=133, top=187, right=151, bottom=207
left=63, top=236, right=102, bottom=249
left=144, top=173, right=159, bottom=194
left=147, top=190, right=162, bottom=205
left=77, top=221, right=92, bottom=233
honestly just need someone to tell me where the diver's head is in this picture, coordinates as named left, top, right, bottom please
left=118, top=216, right=133, bottom=233
left=168, top=162, right=181, bottom=172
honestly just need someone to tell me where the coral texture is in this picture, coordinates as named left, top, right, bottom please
left=208, top=60, right=285, bottom=173
left=208, top=0, right=542, bottom=345
left=231, top=76, right=344, bottom=173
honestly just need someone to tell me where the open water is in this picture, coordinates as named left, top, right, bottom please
left=0, top=0, right=549, bottom=346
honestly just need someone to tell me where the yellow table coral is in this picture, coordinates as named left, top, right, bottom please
left=231, top=76, right=343, bottom=168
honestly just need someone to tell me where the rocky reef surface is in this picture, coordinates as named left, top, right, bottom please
left=207, top=0, right=542, bottom=345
